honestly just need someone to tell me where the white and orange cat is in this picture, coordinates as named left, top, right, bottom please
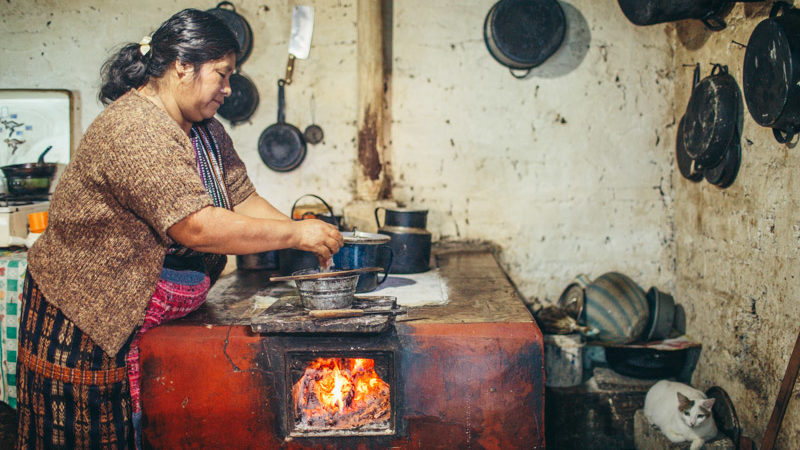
left=644, top=380, right=717, bottom=450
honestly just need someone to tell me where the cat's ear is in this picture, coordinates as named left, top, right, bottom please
left=700, top=398, right=716, bottom=411
left=677, top=392, right=693, bottom=409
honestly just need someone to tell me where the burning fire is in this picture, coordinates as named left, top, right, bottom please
left=292, top=357, right=390, bottom=429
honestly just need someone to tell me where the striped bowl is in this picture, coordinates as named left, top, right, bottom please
left=583, top=272, right=649, bottom=344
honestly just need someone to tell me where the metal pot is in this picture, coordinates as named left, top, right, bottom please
left=375, top=207, right=428, bottom=229
left=217, top=72, right=259, bottom=124
left=293, top=268, right=359, bottom=310
left=618, top=0, right=731, bottom=30
left=743, top=2, right=800, bottom=143
left=236, top=251, right=279, bottom=271
left=278, top=194, right=341, bottom=276
left=483, top=0, right=566, bottom=78
left=332, top=231, right=393, bottom=293
left=375, top=207, right=431, bottom=274
left=681, top=64, right=740, bottom=171
left=205, top=1, right=253, bottom=66
left=1, top=162, right=57, bottom=196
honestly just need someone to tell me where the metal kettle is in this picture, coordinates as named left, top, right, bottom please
left=374, top=207, right=432, bottom=274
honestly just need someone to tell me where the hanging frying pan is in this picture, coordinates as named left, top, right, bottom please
left=743, top=1, right=800, bottom=143
left=681, top=64, right=739, bottom=171
left=216, top=72, right=259, bottom=124
left=205, top=1, right=253, bottom=66
left=258, top=79, right=306, bottom=172
left=483, top=0, right=566, bottom=78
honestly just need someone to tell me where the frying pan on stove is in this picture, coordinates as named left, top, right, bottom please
left=258, top=79, right=306, bottom=172
left=743, top=1, right=800, bottom=143
left=681, top=64, right=740, bottom=171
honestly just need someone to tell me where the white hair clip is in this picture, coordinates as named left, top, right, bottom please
left=139, top=36, right=152, bottom=56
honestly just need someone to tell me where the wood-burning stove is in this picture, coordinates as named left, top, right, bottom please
left=139, top=244, right=546, bottom=448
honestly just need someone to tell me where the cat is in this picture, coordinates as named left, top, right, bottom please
left=644, top=380, right=717, bottom=450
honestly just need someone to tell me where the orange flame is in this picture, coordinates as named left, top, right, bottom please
left=294, top=357, right=390, bottom=425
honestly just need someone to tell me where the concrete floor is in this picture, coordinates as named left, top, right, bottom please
left=0, top=402, right=16, bottom=447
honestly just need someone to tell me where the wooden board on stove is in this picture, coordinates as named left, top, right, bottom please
left=250, top=295, right=402, bottom=334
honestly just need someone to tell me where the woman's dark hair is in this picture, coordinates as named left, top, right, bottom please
left=99, top=8, right=239, bottom=104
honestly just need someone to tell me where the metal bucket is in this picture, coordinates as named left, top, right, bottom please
left=293, top=269, right=359, bottom=310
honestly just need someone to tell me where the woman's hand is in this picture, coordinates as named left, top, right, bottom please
left=293, top=219, right=343, bottom=263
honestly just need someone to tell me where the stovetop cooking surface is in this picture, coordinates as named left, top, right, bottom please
left=250, top=295, right=402, bottom=334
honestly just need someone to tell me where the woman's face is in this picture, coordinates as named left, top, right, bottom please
left=175, top=53, right=235, bottom=123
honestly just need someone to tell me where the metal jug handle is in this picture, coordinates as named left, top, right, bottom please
left=377, top=245, right=394, bottom=285
left=291, top=194, right=336, bottom=220
left=374, top=206, right=385, bottom=229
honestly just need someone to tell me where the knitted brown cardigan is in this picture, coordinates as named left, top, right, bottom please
left=27, top=89, right=255, bottom=356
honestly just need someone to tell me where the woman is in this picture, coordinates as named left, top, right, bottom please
left=16, top=9, right=342, bottom=449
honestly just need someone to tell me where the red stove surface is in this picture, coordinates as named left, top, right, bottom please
left=139, top=244, right=545, bottom=448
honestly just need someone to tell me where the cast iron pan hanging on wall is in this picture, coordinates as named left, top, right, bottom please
left=743, top=1, right=800, bottom=143
left=681, top=64, right=739, bottom=171
left=205, top=1, right=253, bottom=66
left=483, top=0, right=566, bottom=78
left=216, top=72, right=259, bottom=124
left=258, top=79, right=306, bottom=172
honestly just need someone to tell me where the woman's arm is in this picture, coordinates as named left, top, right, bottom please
left=167, top=205, right=343, bottom=259
left=233, top=192, right=292, bottom=221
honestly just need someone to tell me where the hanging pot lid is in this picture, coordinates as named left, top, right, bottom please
left=703, top=129, right=741, bottom=189
left=217, top=72, right=259, bottom=124
left=483, top=0, right=566, bottom=76
left=342, top=230, right=391, bottom=245
left=205, top=1, right=253, bottom=66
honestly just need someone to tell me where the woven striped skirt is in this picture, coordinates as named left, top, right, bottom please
left=16, top=273, right=134, bottom=449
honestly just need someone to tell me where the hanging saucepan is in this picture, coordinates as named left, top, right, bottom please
left=483, top=0, right=566, bottom=78
left=676, top=64, right=703, bottom=182
left=205, top=1, right=253, bottom=66
left=258, top=79, right=307, bottom=172
left=216, top=72, right=259, bottom=124
left=743, top=1, right=800, bottom=143
left=618, top=0, right=730, bottom=30
left=680, top=64, right=739, bottom=171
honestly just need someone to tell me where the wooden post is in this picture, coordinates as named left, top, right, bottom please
left=356, top=0, right=387, bottom=200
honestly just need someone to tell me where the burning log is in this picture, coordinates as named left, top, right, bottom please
left=292, top=357, right=391, bottom=430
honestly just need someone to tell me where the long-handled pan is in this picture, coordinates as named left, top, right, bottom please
left=257, top=79, right=306, bottom=172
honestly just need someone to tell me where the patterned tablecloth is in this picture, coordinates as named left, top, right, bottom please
left=0, top=251, right=26, bottom=408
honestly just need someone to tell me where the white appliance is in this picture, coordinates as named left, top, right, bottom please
left=0, top=201, right=49, bottom=247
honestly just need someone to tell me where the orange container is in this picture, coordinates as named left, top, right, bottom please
left=28, top=211, right=48, bottom=233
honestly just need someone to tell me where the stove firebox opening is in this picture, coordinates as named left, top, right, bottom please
left=289, top=352, right=394, bottom=436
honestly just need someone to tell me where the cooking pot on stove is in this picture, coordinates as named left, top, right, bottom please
left=332, top=231, right=393, bottom=293
left=278, top=194, right=342, bottom=276
left=375, top=207, right=431, bottom=274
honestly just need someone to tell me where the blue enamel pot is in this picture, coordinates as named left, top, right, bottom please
left=583, top=272, right=650, bottom=344
left=332, top=231, right=393, bottom=293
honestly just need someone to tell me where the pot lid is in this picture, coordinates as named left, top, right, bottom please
left=342, top=230, right=390, bottom=244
